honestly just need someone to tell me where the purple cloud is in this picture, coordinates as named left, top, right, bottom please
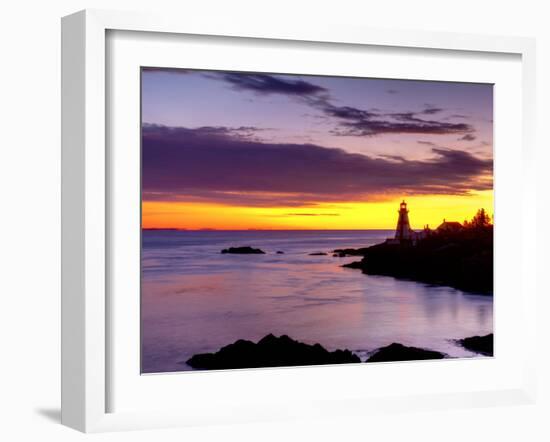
left=206, top=72, right=474, bottom=137
left=323, top=104, right=473, bottom=137
left=421, top=107, right=444, bottom=115
left=142, top=125, right=493, bottom=207
left=219, top=73, right=328, bottom=96
left=297, top=93, right=473, bottom=137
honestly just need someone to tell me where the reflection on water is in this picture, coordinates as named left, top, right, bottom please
left=141, top=230, right=493, bottom=373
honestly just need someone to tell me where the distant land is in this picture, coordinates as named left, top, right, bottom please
left=142, top=228, right=393, bottom=231
left=142, top=227, right=186, bottom=231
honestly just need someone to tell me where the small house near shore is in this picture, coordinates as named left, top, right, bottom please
left=386, top=200, right=472, bottom=245
left=385, top=201, right=465, bottom=245
left=436, top=219, right=463, bottom=233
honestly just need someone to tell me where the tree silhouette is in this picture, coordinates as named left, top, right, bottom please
left=470, top=208, right=492, bottom=228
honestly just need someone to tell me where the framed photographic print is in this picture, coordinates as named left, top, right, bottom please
left=61, top=9, right=537, bottom=432
left=140, top=68, right=495, bottom=374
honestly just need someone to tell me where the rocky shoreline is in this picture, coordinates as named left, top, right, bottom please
left=220, top=222, right=493, bottom=295
left=186, top=333, right=492, bottom=370
left=337, top=226, right=493, bottom=295
left=457, top=333, right=493, bottom=356
left=187, top=334, right=360, bottom=369
left=366, top=343, right=446, bottom=363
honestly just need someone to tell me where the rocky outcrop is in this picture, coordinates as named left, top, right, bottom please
left=366, top=343, right=446, bottom=363
left=458, top=333, right=493, bottom=356
left=309, top=252, right=327, bottom=256
left=221, top=246, right=265, bottom=254
left=341, top=260, right=364, bottom=269
left=332, top=247, right=370, bottom=257
left=342, top=226, right=493, bottom=294
left=186, top=334, right=360, bottom=370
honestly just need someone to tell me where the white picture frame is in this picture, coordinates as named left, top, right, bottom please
left=61, top=9, right=538, bottom=433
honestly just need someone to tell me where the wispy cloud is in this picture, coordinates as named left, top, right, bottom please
left=142, top=123, right=268, bottom=141
left=218, top=73, right=328, bottom=96
left=421, top=107, right=444, bottom=115
left=319, top=103, right=473, bottom=137
left=208, top=72, right=474, bottom=137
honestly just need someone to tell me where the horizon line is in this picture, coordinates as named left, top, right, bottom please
left=142, top=227, right=398, bottom=231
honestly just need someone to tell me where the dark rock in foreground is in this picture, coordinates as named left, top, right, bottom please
left=221, top=246, right=265, bottom=254
left=458, top=333, right=493, bottom=356
left=309, top=252, right=327, bottom=256
left=186, top=334, right=360, bottom=370
left=366, top=343, right=446, bottom=363
left=276, top=251, right=285, bottom=254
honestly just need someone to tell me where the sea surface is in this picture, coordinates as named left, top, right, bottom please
left=141, top=230, right=493, bottom=373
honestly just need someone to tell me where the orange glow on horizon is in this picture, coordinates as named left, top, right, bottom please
left=142, top=191, right=494, bottom=231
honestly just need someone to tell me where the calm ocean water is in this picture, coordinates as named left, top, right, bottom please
left=141, top=230, right=493, bottom=373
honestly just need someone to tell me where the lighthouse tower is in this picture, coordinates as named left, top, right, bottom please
left=394, top=200, right=413, bottom=242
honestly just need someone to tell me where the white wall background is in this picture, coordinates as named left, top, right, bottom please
left=0, top=1, right=547, bottom=440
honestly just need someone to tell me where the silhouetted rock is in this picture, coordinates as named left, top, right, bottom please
left=332, top=247, right=370, bottom=257
left=276, top=251, right=284, bottom=254
left=366, top=343, right=445, bottom=363
left=341, top=260, right=364, bottom=269
left=309, top=252, right=327, bottom=256
left=343, top=226, right=493, bottom=294
left=221, top=246, right=265, bottom=254
left=186, top=334, right=360, bottom=370
left=458, top=333, right=493, bottom=356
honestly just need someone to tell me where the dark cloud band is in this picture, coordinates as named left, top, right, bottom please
left=142, top=125, right=492, bottom=207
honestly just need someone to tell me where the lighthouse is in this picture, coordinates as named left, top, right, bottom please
left=394, top=200, right=413, bottom=242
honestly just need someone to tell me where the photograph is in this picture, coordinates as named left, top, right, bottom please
left=140, top=68, right=494, bottom=374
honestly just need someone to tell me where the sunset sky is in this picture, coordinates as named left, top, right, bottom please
left=141, top=68, right=493, bottom=230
